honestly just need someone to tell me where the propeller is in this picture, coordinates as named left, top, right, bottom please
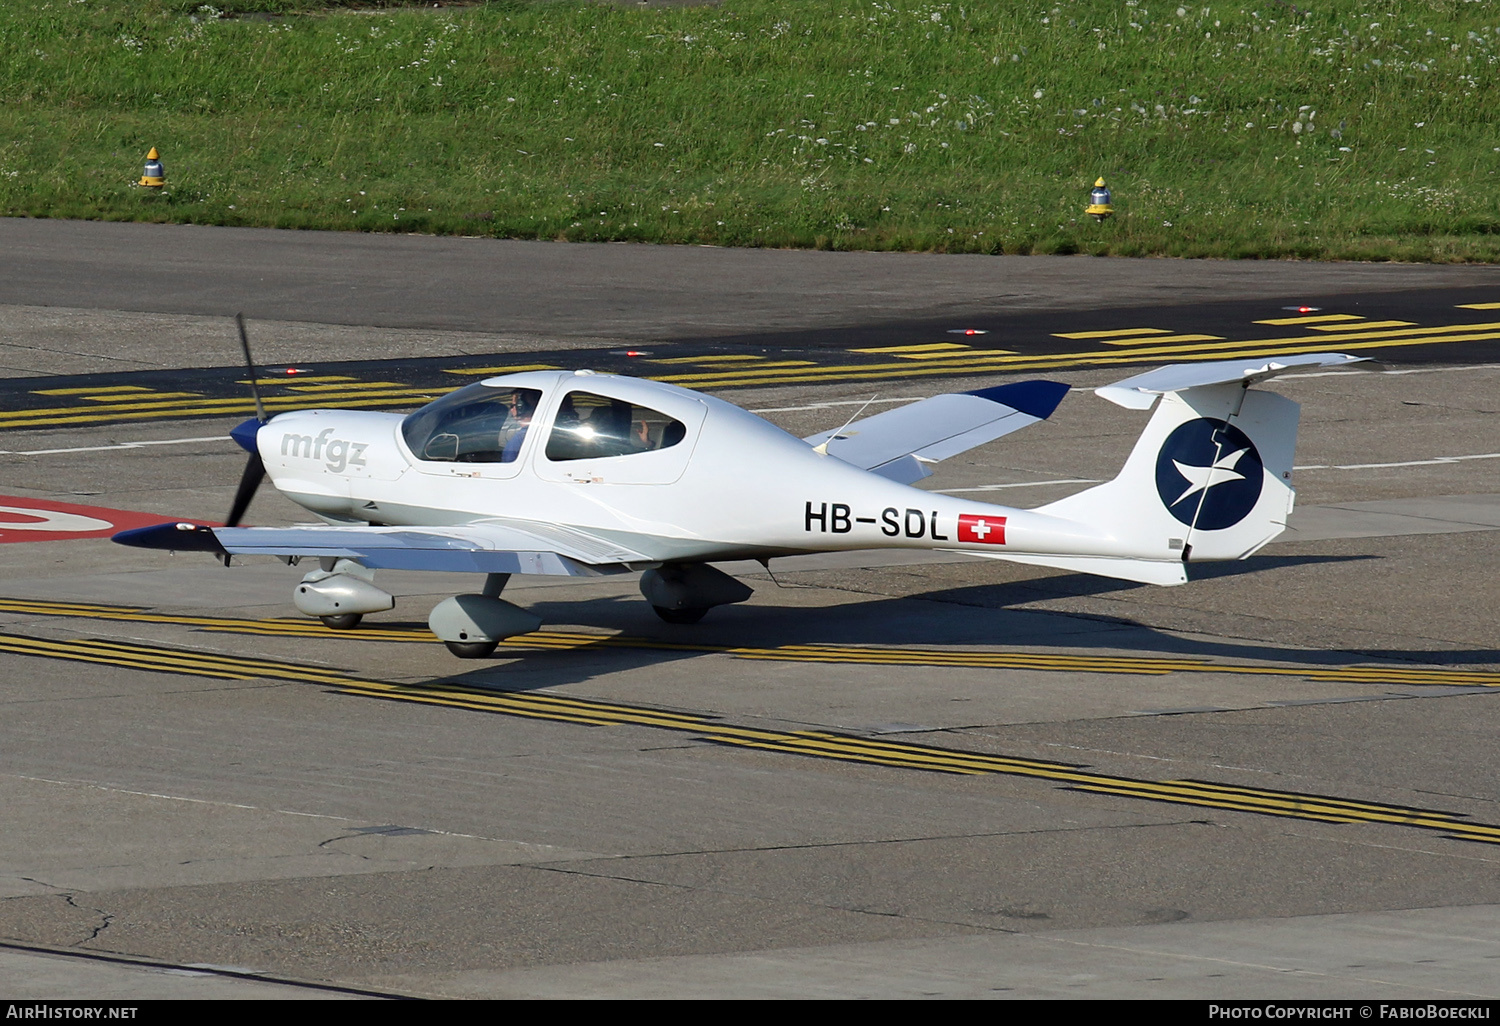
left=225, top=313, right=268, bottom=529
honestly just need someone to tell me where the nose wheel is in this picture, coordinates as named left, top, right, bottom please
left=653, top=605, right=708, bottom=624
left=319, top=613, right=364, bottom=630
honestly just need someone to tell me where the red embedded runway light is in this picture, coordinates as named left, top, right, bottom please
left=947, top=328, right=988, bottom=335
left=1282, top=305, right=1321, bottom=314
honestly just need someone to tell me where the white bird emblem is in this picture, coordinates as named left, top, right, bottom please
left=1169, top=447, right=1249, bottom=507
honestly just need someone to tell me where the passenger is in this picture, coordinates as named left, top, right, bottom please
left=603, top=400, right=634, bottom=451
left=500, top=391, right=537, bottom=463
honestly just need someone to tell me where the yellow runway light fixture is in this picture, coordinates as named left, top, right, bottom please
left=139, top=148, right=165, bottom=188
left=1086, top=177, right=1112, bottom=221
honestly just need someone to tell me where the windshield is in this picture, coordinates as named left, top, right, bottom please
left=401, top=383, right=543, bottom=463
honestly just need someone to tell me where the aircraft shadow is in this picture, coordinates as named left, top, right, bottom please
left=417, top=552, right=1500, bottom=693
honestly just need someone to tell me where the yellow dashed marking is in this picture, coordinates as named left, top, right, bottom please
left=285, top=382, right=410, bottom=392
left=1254, top=314, right=1365, bottom=326
left=33, top=385, right=155, bottom=396
left=83, top=392, right=202, bottom=403
left=1051, top=328, right=1176, bottom=340
left=650, top=354, right=767, bottom=365
left=892, top=349, right=1016, bottom=360
left=1310, top=320, right=1416, bottom=332
left=850, top=343, right=973, bottom=354
left=237, top=376, right=360, bottom=386
left=6, top=310, right=1497, bottom=429
left=439, top=365, right=560, bottom=377
left=1094, top=334, right=1225, bottom=347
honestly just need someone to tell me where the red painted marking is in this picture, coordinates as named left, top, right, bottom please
left=0, top=495, right=213, bottom=544
left=957, top=514, right=1007, bottom=545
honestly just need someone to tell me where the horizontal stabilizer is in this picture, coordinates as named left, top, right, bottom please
left=804, top=380, right=1070, bottom=480
left=1095, top=353, right=1369, bottom=409
left=962, top=550, right=1188, bottom=587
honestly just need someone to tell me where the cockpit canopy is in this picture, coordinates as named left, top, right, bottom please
left=401, top=382, right=540, bottom=463
left=401, top=381, right=688, bottom=464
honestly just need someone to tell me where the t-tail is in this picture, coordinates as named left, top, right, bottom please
left=998, top=353, right=1368, bottom=586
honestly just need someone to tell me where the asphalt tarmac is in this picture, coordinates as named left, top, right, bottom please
left=2, top=219, right=1500, bottom=999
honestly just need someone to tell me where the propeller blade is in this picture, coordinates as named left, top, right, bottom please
left=236, top=312, right=267, bottom=423
left=225, top=452, right=265, bottom=528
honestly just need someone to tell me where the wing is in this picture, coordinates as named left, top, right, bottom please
left=802, top=380, right=1071, bottom=485
left=112, top=518, right=649, bottom=576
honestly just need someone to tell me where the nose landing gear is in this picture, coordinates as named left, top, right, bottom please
left=293, top=559, right=394, bottom=630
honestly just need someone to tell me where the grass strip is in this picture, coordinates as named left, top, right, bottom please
left=3, top=0, right=1498, bottom=260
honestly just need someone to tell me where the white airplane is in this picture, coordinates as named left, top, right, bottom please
left=114, top=331, right=1367, bottom=658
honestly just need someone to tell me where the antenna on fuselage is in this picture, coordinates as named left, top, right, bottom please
left=811, top=394, right=879, bottom=456
left=756, top=557, right=789, bottom=589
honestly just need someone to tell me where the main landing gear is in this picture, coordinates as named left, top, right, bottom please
left=319, top=613, right=364, bottom=630
left=652, top=605, right=708, bottom=624
left=443, top=640, right=500, bottom=659
left=426, top=573, right=542, bottom=659
left=640, top=563, right=752, bottom=625
left=295, top=562, right=756, bottom=658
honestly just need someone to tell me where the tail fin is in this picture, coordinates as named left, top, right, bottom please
left=1014, top=354, right=1365, bottom=585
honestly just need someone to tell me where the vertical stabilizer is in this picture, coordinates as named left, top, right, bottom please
left=1035, top=381, right=1300, bottom=566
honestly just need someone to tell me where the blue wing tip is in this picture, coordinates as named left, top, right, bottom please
left=113, top=522, right=224, bottom=553
left=966, top=380, right=1071, bottom=419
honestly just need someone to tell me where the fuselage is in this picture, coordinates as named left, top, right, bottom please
left=255, top=371, right=1140, bottom=565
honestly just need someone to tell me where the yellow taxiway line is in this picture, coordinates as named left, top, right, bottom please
left=1, top=599, right=1497, bottom=690
left=4, top=317, right=1500, bottom=430
left=1, top=622, right=1495, bottom=846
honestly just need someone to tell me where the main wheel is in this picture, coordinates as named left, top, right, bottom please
left=444, top=640, right=499, bottom=659
left=320, top=613, right=363, bottom=630
left=653, top=605, right=708, bottom=625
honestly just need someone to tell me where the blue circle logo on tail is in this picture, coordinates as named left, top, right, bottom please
left=1155, top=419, right=1263, bottom=530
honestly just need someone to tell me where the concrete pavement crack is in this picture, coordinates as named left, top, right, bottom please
left=61, top=893, right=112, bottom=944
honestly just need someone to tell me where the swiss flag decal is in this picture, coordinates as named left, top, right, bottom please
left=957, top=514, right=1006, bottom=545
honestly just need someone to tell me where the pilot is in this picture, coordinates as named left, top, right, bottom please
left=500, top=391, right=537, bottom=463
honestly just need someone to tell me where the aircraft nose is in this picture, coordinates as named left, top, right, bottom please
left=229, top=417, right=262, bottom=455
